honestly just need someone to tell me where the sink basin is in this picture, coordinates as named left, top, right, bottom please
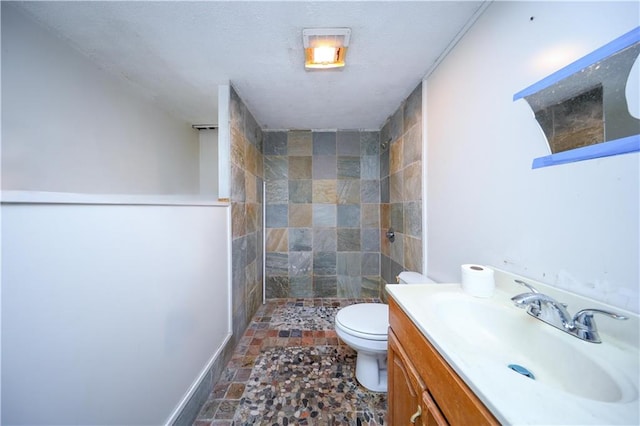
left=425, top=292, right=635, bottom=403
left=386, top=278, right=640, bottom=425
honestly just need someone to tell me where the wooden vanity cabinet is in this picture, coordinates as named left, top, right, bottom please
left=388, top=297, right=499, bottom=426
left=389, top=330, right=447, bottom=425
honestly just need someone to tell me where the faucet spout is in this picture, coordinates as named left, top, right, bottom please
left=511, top=292, right=574, bottom=330
left=512, top=292, right=544, bottom=308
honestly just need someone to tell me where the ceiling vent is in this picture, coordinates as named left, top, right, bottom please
left=302, top=28, right=351, bottom=70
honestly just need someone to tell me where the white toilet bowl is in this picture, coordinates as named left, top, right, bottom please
left=334, top=271, right=434, bottom=392
left=335, top=303, right=389, bottom=392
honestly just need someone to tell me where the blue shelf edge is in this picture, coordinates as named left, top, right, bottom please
left=514, top=26, right=640, bottom=101
left=532, top=135, right=640, bottom=169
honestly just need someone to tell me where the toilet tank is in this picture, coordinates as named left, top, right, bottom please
left=397, top=271, right=435, bottom=284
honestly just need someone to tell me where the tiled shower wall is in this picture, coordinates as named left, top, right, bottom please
left=230, top=86, right=265, bottom=341
left=380, top=83, right=424, bottom=287
left=177, top=87, right=265, bottom=425
left=264, top=130, right=382, bottom=298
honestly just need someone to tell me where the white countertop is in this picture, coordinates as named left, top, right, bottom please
left=386, top=268, right=639, bottom=425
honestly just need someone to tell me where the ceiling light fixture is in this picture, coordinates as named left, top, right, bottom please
left=303, top=28, right=351, bottom=70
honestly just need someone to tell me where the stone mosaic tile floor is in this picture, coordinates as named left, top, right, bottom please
left=194, top=298, right=387, bottom=426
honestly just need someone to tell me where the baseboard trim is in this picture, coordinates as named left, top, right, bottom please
left=165, top=332, right=233, bottom=425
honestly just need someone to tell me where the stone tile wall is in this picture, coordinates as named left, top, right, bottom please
left=176, top=86, right=265, bottom=426
left=380, top=83, right=424, bottom=288
left=264, top=130, right=382, bottom=298
left=229, top=86, right=264, bottom=341
left=181, top=85, right=421, bottom=426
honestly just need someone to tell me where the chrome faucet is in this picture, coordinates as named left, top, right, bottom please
left=572, top=308, right=628, bottom=343
left=511, top=280, right=627, bottom=343
left=512, top=290, right=574, bottom=330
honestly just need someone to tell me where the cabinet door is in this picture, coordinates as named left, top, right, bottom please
left=389, top=297, right=498, bottom=425
left=422, top=390, right=448, bottom=426
left=388, top=329, right=426, bottom=425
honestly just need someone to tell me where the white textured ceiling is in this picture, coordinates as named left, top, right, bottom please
left=14, top=1, right=486, bottom=130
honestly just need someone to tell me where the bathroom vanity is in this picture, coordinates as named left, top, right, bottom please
left=388, top=296, right=498, bottom=425
left=386, top=269, right=639, bottom=425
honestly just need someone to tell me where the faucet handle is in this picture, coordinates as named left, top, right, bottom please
left=514, top=280, right=569, bottom=308
left=573, top=308, right=628, bottom=327
left=572, top=309, right=628, bottom=343
left=514, top=279, right=539, bottom=293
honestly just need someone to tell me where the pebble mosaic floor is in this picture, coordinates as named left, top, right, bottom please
left=194, top=298, right=387, bottom=426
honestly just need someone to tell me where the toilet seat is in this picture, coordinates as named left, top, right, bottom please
left=335, top=303, right=389, bottom=341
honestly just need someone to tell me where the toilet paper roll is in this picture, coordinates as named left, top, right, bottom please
left=461, top=264, right=495, bottom=298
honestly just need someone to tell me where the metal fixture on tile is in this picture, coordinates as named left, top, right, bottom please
left=386, top=228, right=395, bottom=242
left=303, top=28, right=351, bottom=70
left=380, top=137, right=391, bottom=151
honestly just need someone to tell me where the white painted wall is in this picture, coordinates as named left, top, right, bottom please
left=199, top=129, right=219, bottom=197
left=426, top=1, right=639, bottom=312
left=1, top=4, right=199, bottom=194
left=1, top=6, right=231, bottom=424
left=1, top=200, right=230, bottom=425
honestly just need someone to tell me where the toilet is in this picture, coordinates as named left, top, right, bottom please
left=334, top=271, right=435, bottom=392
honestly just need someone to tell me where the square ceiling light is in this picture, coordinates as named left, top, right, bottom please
left=303, top=28, right=351, bottom=70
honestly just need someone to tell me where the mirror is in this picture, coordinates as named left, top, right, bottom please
left=514, top=27, right=639, bottom=169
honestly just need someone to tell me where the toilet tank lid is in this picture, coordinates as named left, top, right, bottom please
left=398, top=271, right=434, bottom=284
